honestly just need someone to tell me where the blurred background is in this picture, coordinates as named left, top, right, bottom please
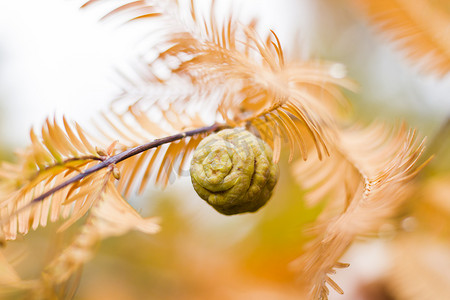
left=0, top=0, right=449, bottom=299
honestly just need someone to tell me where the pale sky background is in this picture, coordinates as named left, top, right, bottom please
left=0, top=0, right=132, bottom=146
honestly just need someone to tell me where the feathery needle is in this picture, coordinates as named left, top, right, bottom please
left=1, top=123, right=221, bottom=227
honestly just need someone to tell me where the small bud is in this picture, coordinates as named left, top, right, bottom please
left=112, top=166, right=121, bottom=180
left=96, top=146, right=108, bottom=157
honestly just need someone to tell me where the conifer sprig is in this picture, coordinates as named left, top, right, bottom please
left=0, top=1, right=430, bottom=299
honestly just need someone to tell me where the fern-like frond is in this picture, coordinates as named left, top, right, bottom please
left=43, top=177, right=159, bottom=283
left=83, top=0, right=357, bottom=162
left=352, top=0, right=450, bottom=76
left=0, top=112, right=217, bottom=240
left=93, top=101, right=211, bottom=195
left=0, top=117, right=111, bottom=240
left=291, top=123, right=427, bottom=299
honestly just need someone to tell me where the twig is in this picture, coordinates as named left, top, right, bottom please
left=5, top=123, right=221, bottom=223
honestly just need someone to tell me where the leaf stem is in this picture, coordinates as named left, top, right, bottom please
left=29, top=123, right=220, bottom=207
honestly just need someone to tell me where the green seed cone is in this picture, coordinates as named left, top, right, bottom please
left=190, top=128, right=279, bottom=215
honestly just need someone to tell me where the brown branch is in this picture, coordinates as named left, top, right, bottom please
left=4, top=123, right=221, bottom=224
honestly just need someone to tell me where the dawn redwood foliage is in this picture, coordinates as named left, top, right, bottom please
left=1, top=0, right=446, bottom=299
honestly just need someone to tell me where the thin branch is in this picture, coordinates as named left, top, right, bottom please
left=3, top=123, right=221, bottom=225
